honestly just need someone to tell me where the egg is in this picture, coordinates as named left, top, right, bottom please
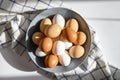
left=65, top=18, right=78, bottom=32
left=32, top=32, right=45, bottom=45
left=40, top=18, right=52, bottom=32
left=52, top=14, right=65, bottom=29
left=52, top=36, right=60, bottom=42
left=45, top=54, right=58, bottom=68
left=65, top=27, right=77, bottom=43
left=43, top=25, right=50, bottom=36
left=63, top=40, right=73, bottom=50
left=74, top=32, right=87, bottom=45
left=47, top=24, right=62, bottom=38
left=35, top=47, right=46, bottom=57
left=58, top=51, right=71, bottom=66
left=69, top=45, right=85, bottom=58
left=52, top=41, right=65, bottom=55
left=40, top=37, right=53, bottom=53
left=59, top=29, right=67, bottom=41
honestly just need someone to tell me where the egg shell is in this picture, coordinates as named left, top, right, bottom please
left=69, top=45, right=85, bottom=58
left=32, top=32, right=45, bottom=45
left=47, top=24, right=62, bottom=38
left=35, top=47, right=46, bottom=57
left=65, top=27, right=77, bottom=43
left=40, top=18, right=52, bottom=32
left=52, top=14, right=65, bottom=29
left=65, top=18, right=78, bottom=32
left=43, top=25, right=50, bottom=36
left=52, top=36, right=60, bottom=42
left=52, top=41, right=65, bottom=55
left=59, top=29, right=67, bottom=41
left=41, top=37, right=53, bottom=53
left=38, top=38, right=43, bottom=49
left=45, top=54, right=58, bottom=68
left=58, top=51, right=71, bottom=66
left=63, top=40, right=73, bottom=50
left=74, top=32, right=87, bottom=45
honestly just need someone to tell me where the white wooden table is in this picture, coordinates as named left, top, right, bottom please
left=0, top=1, right=120, bottom=80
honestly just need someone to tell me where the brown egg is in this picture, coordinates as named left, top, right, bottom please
left=38, top=38, right=51, bottom=55
left=45, top=54, right=58, bottom=68
left=47, top=24, right=62, bottom=38
left=38, top=38, right=43, bottom=49
left=65, top=18, right=78, bottom=32
left=69, top=45, right=85, bottom=58
left=43, top=25, right=50, bottom=36
left=59, top=29, right=67, bottom=41
left=74, top=32, right=87, bottom=45
left=52, top=41, right=57, bottom=54
left=65, top=27, right=77, bottom=43
left=40, top=18, right=52, bottom=32
left=41, top=37, right=53, bottom=53
left=32, top=32, right=45, bottom=45
left=52, top=36, right=60, bottom=42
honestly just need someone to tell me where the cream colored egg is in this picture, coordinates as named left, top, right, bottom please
left=40, top=18, right=52, bottom=32
left=69, top=45, right=85, bottom=58
left=47, top=24, right=62, bottom=38
left=74, top=32, right=87, bottom=45
left=58, top=50, right=71, bottom=66
left=65, top=18, right=78, bottom=32
left=52, top=14, right=65, bottom=29
left=35, top=47, right=46, bottom=57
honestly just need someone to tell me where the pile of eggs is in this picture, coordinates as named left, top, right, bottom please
left=32, top=14, right=87, bottom=68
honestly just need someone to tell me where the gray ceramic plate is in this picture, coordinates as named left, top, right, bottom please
left=26, top=8, right=91, bottom=73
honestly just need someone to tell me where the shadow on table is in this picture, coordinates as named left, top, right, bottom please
left=0, top=75, right=49, bottom=80
left=0, top=46, right=36, bottom=71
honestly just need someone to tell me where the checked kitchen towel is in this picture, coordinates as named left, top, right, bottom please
left=0, top=0, right=120, bottom=80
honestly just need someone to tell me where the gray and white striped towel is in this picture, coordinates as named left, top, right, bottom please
left=0, top=0, right=120, bottom=80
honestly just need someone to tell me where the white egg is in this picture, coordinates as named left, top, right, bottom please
left=52, top=14, right=65, bottom=29
left=56, top=41, right=65, bottom=55
left=63, top=40, right=73, bottom=49
left=59, top=51, right=71, bottom=66
left=35, top=47, right=46, bottom=57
